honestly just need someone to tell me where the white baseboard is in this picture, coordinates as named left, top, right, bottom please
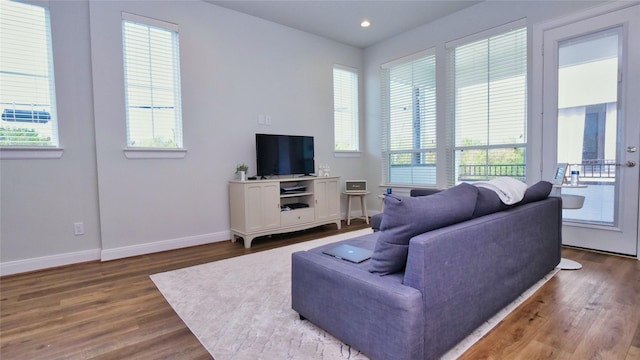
left=0, top=230, right=231, bottom=276
left=100, top=230, right=230, bottom=261
left=0, top=249, right=101, bottom=276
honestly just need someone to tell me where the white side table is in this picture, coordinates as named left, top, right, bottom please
left=377, top=194, right=385, bottom=211
left=558, top=258, right=582, bottom=270
left=344, top=192, right=370, bottom=225
left=552, top=185, right=586, bottom=270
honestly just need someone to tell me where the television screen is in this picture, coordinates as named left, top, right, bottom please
left=256, top=134, right=315, bottom=177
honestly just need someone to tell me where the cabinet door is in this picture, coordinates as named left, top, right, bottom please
left=325, top=178, right=340, bottom=218
left=246, top=182, right=280, bottom=231
left=314, top=180, right=329, bottom=220
left=314, top=178, right=340, bottom=220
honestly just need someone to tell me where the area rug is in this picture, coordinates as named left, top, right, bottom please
left=151, top=229, right=559, bottom=360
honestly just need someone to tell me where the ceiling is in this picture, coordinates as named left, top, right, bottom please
left=206, top=1, right=482, bottom=48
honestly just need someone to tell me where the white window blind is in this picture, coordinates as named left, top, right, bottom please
left=381, top=51, right=436, bottom=185
left=333, top=65, right=359, bottom=152
left=122, top=13, right=183, bottom=148
left=0, top=0, right=58, bottom=147
left=448, top=25, right=527, bottom=184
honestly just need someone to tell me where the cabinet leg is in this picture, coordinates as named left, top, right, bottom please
left=244, top=236, right=254, bottom=249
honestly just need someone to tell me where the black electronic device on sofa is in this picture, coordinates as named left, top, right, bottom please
left=322, top=244, right=373, bottom=263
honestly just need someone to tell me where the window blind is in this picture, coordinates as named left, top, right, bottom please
left=447, top=26, right=527, bottom=184
left=333, top=65, right=359, bottom=151
left=0, top=0, right=58, bottom=146
left=381, top=51, right=436, bottom=185
left=122, top=13, right=183, bottom=148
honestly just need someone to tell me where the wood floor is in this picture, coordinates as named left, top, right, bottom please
left=1, top=221, right=639, bottom=360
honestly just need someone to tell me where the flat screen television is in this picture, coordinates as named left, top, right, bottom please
left=256, top=134, right=315, bottom=177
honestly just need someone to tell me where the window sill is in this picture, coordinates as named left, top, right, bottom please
left=0, top=147, right=64, bottom=160
left=123, top=147, right=187, bottom=159
left=334, top=151, right=361, bottom=158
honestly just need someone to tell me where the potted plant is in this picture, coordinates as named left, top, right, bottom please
left=235, top=163, right=248, bottom=181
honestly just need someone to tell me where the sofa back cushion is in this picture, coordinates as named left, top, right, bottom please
left=369, top=183, right=478, bottom=275
left=519, top=180, right=553, bottom=205
left=409, top=188, right=441, bottom=197
left=472, top=180, right=553, bottom=218
left=471, top=187, right=510, bottom=218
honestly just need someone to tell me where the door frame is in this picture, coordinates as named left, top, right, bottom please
left=531, top=1, right=640, bottom=258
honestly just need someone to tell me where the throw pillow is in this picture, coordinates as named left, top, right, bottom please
left=518, top=180, right=553, bottom=205
left=369, top=183, right=478, bottom=275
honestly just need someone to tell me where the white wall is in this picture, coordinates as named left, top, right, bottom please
left=0, top=0, right=102, bottom=272
left=1, top=0, right=364, bottom=274
left=2, top=0, right=621, bottom=274
left=361, top=0, right=606, bottom=212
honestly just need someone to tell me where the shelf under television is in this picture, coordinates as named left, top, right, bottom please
left=280, top=191, right=312, bottom=198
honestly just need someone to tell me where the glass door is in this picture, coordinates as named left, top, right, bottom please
left=542, top=5, right=639, bottom=256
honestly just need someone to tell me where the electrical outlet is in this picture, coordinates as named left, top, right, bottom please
left=73, top=222, right=85, bottom=236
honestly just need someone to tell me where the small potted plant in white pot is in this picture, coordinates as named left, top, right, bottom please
left=235, top=163, right=248, bottom=181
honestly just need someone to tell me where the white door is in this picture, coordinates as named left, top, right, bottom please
left=542, top=5, right=639, bottom=256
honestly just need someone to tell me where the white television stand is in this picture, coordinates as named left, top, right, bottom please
left=229, top=176, right=341, bottom=248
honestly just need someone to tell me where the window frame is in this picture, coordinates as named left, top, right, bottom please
left=121, top=12, right=184, bottom=156
left=333, top=64, right=360, bottom=155
left=446, top=21, right=528, bottom=185
left=0, top=0, right=62, bottom=159
left=381, top=48, right=437, bottom=186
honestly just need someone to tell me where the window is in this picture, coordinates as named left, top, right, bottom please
left=0, top=0, right=58, bottom=147
left=381, top=50, right=437, bottom=185
left=122, top=13, right=182, bottom=148
left=448, top=24, right=527, bottom=184
left=333, top=65, right=359, bottom=152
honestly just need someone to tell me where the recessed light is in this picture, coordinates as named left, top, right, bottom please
left=360, top=20, right=371, bottom=28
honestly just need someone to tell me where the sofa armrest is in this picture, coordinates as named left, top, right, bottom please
left=292, top=251, right=424, bottom=360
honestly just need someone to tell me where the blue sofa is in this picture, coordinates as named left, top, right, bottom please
left=291, top=182, right=561, bottom=360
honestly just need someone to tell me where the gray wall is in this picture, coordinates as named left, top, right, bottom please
left=0, top=0, right=364, bottom=273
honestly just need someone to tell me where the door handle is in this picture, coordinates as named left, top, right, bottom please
left=615, top=160, right=637, bottom=167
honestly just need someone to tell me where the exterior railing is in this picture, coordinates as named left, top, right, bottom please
left=458, top=164, right=525, bottom=181
left=578, top=160, right=616, bottom=179
left=457, top=160, right=616, bottom=182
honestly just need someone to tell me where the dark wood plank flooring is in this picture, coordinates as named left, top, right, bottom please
left=1, top=221, right=639, bottom=359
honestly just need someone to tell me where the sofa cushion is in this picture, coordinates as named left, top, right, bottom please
left=472, top=180, right=554, bottom=218
left=369, top=183, right=478, bottom=275
left=370, top=213, right=383, bottom=232
left=471, top=187, right=510, bottom=218
left=371, top=189, right=442, bottom=232
left=409, top=188, right=441, bottom=197
left=519, top=181, right=553, bottom=205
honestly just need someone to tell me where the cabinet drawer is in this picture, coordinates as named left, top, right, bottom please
left=281, top=208, right=314, bottom=226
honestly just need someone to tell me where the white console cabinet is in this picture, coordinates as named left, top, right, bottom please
left=229, top=176, right=341, bottom=248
